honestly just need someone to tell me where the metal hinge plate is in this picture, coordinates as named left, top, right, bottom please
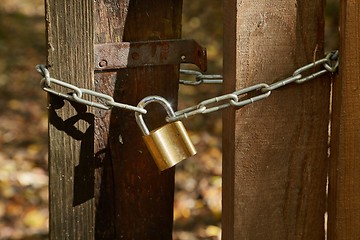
left=94, top=39, right=207, bottom=72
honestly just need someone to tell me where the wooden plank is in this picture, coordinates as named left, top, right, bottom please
left=328, top=1, right=360, bottom=239
left=93, top=0, right=182, bottom=239
left=46, top=0, right=95, bottom=239
left=222, top=0, right=329, bottom=239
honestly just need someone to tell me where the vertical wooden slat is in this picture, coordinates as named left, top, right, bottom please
left=222, top=0, right=329, bottom=239
left=46, top=0, right=95, bottom=239
left=93, top=1, right=182, bottom=239
left=328, top=1, right=360, bottom=239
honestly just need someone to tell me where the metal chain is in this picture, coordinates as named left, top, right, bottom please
left=179, top=51, right=339, bottom=87
left=168, top=50, right=339, bottom=122
left=35, top=50, right=339, bottom=121
left=180, top=69, right=223, bottom=85
left=35, top=64, right=147, bottom=114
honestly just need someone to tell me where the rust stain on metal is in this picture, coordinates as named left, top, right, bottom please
left=131, top=52, right=140, bottom=60
left=94, top=39, right=207, bottom=71
left=160, top=42, right=170, bottom=60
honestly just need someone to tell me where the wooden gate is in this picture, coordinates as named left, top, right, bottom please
left=45, top=0, right=359, bottom=239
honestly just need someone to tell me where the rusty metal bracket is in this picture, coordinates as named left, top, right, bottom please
left=94, top=39, right=207, bottom=72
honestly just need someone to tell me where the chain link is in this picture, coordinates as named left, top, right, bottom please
left=36, top=50, right=339, bottom=121
left=35, top=65, right=147, bottom=114
left=167, top=50, right=339, bottom=122
left=180, top=69, right=223, bottom=85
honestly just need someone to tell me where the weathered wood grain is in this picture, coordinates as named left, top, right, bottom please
left=222, top=1, right=329, bottom=239
left=328, top=1, right=360, bottom=239
left=47, top=0, right=182, bottom=239
left=46, top=0, right=95, bottom=239
left=93, top=1, right=182, bottom=239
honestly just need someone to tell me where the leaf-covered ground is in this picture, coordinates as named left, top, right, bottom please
left=0, top=1, right=49, bottom=239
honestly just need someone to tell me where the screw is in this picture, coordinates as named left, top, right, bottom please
left=99, top=60, right=108, bottom=68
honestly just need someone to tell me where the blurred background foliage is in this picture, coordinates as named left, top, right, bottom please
left=0, top=0, right=338, bottom=239
left=0, top=0, right=48, bottom=239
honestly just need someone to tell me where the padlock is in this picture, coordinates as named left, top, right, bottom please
left=135, top=96, right=197, bottom=171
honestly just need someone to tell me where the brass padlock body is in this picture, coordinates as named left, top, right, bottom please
left=143, top=121, right=196, bottom=171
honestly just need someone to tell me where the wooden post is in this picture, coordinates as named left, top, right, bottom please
left=46, top=0, right=95, bottom=239
left=93, top=0, right=182, bottom=239
left=222, top=0, right=329, bottom=239
left=46, top=0, right=182, bottom=239
left=328, top=1, right=360, bottom=239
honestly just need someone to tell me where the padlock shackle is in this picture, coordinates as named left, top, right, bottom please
left=135, top=96, right=176, bottom=135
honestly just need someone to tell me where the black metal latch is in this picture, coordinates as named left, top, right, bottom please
left=94, top=39, right=207, bottom=72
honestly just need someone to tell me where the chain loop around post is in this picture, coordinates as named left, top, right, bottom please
left=35, top=64, right=147, bottom=114
left=323, top=50, right=339, bottom=73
